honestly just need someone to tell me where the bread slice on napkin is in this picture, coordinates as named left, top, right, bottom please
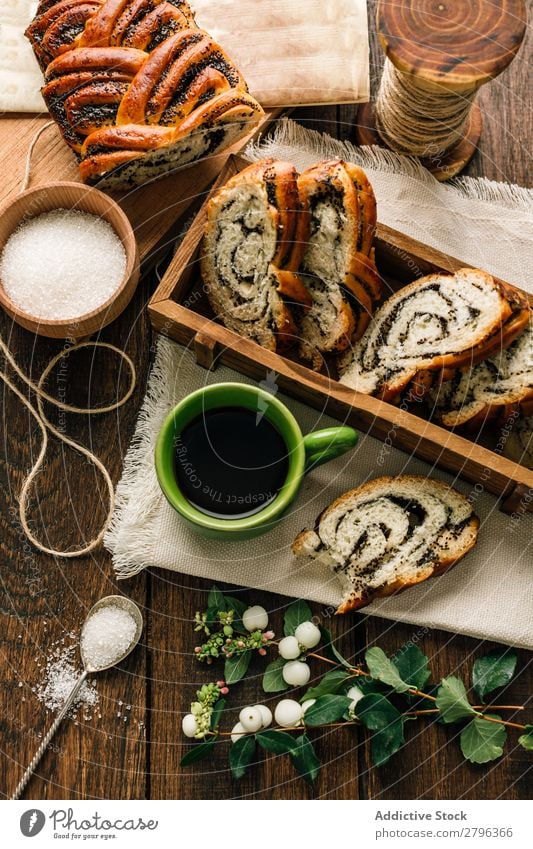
left=292, top=476, right=479, bottom=614
left=296, top=159, right=381, bottom=369
left=201, top=158, right=311, bottom=352
left=428, top=315, right=532, bottom=428
left=338, top=268, right=530, bottom=402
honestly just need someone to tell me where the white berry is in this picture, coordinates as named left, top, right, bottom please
left=295, top=621, right=321, bottom=649
left=278, top=636, right=301, bottom=660
left=239, top=706, right=263, bottom=732
left=301, top=699, right=316, bottom=714
left=231, top=722, right=247, bottom=744
left=254, top=704, right=273, bottom=728
left=347, top=685, right=364, bottom=711
left=182, top=714, right=199, bottom=738
left=243, top=605, right=269, bottom=631
left=282, top=660, right=311, bottom=687
left=274, top=699, right=304, bottom=728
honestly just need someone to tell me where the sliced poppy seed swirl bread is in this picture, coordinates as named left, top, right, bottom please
left=296, top=159, right=381, bottom=368
left=26, top=1, right=264, bottom=188
left=201, top=159, right=312, bottom=352
left=428, top=315, right=533, bottom=428
left=338, top=268, right=530, bottom=402
left=292, top=476, right=479, bottom=614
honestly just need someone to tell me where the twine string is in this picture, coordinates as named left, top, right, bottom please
left=1, top=338, right=136, bottom=558
left=375, top=59, right=478, bottom=158
left=21, top=121, right=55, bottom=193
left=1, top=124, right=138, bottom=558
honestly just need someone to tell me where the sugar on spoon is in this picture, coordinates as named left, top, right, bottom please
left=12, top=595, right=143, bottom=800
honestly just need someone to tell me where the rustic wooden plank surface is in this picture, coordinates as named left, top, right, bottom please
left=1, top=1, right=531, bottom=800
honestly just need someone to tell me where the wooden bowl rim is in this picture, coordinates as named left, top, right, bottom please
left=0, top=181, right=139, bottom=333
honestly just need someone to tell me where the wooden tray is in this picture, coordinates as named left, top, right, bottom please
left=149, top=155, right=533, bottom=515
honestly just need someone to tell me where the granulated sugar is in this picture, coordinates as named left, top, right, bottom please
left=81, top=605, right=137, bottom=670
left=35, top=644, right=99, bottom=715
left=0, top=209, right=126, bottom=320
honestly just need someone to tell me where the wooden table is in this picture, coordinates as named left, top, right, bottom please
left=1, top=2, right=531, bottom=800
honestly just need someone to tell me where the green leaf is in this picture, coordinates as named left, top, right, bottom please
left=319, top=626, right=352, bottom=668
left=229, top=735, right=256, bottom=779
left=460, top=715, right=507, bottom=764
left=224, top=650, right=252, bottom=685
left=256, top=730, right=298, bottom=754
left=518, top=725, right=533, bottom=751
left=371, top=719, right=406, bottom=767
left=284, top=599, right=313, bottom=636
left=472, top=652, right=518, bottom=703
left=223, top=594, right=247, bottom=616
left=356, top=693, right=402, bottom=730
left=365, top=647, right=410, bottom=693
left=290, top=734, right=321, bottom=784
left=392, top=645, right=431, bottom=691
left=301, top=668, right=353, bottom=702
left=263, top=658, right=289, bottom=693
left=436, top=676, right=476, bottom=724
left=350, top=676, right=389, bottom=696
left=303, top=694, right=352, bottom=727
left=208, top=585, right=226, bottom=612
left=180, top=739, right=216, bottom=767
left=210, top=698, right=226, bottom=732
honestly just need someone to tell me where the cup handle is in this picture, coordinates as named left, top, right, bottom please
left=303, top=426, right=358, bottom=473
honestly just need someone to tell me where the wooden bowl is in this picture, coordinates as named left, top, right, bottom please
left=0, top=182, right=140, bottom=338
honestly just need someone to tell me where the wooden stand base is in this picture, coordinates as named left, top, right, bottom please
left=355, top=101, right=483, bottom=181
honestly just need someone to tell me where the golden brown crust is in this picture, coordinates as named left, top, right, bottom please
left=27, top=0, right=264, bottom=187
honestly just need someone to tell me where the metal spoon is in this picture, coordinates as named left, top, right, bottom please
left=12, top=595, right=143, bottom=800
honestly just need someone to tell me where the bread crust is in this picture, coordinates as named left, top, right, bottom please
left=26, top=0, right=264, bottom=187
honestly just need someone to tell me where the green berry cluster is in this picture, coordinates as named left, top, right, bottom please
left=189, top=682, right=225, bottom=739
left=193, top=609, right=273, bottom=664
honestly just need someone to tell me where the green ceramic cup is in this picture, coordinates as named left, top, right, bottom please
left=155, top=382, right=357, bottom=540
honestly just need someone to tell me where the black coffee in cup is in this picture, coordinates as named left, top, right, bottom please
left=174, top=406, right=289, bottom=519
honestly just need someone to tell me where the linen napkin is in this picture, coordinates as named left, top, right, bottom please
left=105, top=120, right=533, bottom=650
left=0, top=1, right=46, bottom=113
left=194, top=0, right=370, bottom=107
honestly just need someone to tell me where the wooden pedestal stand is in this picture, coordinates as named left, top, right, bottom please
left=356, top=0, right=527, bottom=180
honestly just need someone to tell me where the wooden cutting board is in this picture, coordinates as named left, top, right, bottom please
left=0, top=111, right=281, bottom=267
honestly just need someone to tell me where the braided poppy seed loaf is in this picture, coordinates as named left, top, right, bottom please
left=292, top=476, right=479, bottom=614
left=201, top=159, right=312, bottom=352
left=26, top=1, right=264, bottom=189
left=428, top=315, right=533, bottom=428
left=338, top=268, right=530, bottom=402
left=296, top=160, right=381, bottom=368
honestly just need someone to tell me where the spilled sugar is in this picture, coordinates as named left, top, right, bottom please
left=0, top=209, right=126, bottom=320
left=34, top=644, right=99, bottom=715
left=81, top=605, right=137, bottom=670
